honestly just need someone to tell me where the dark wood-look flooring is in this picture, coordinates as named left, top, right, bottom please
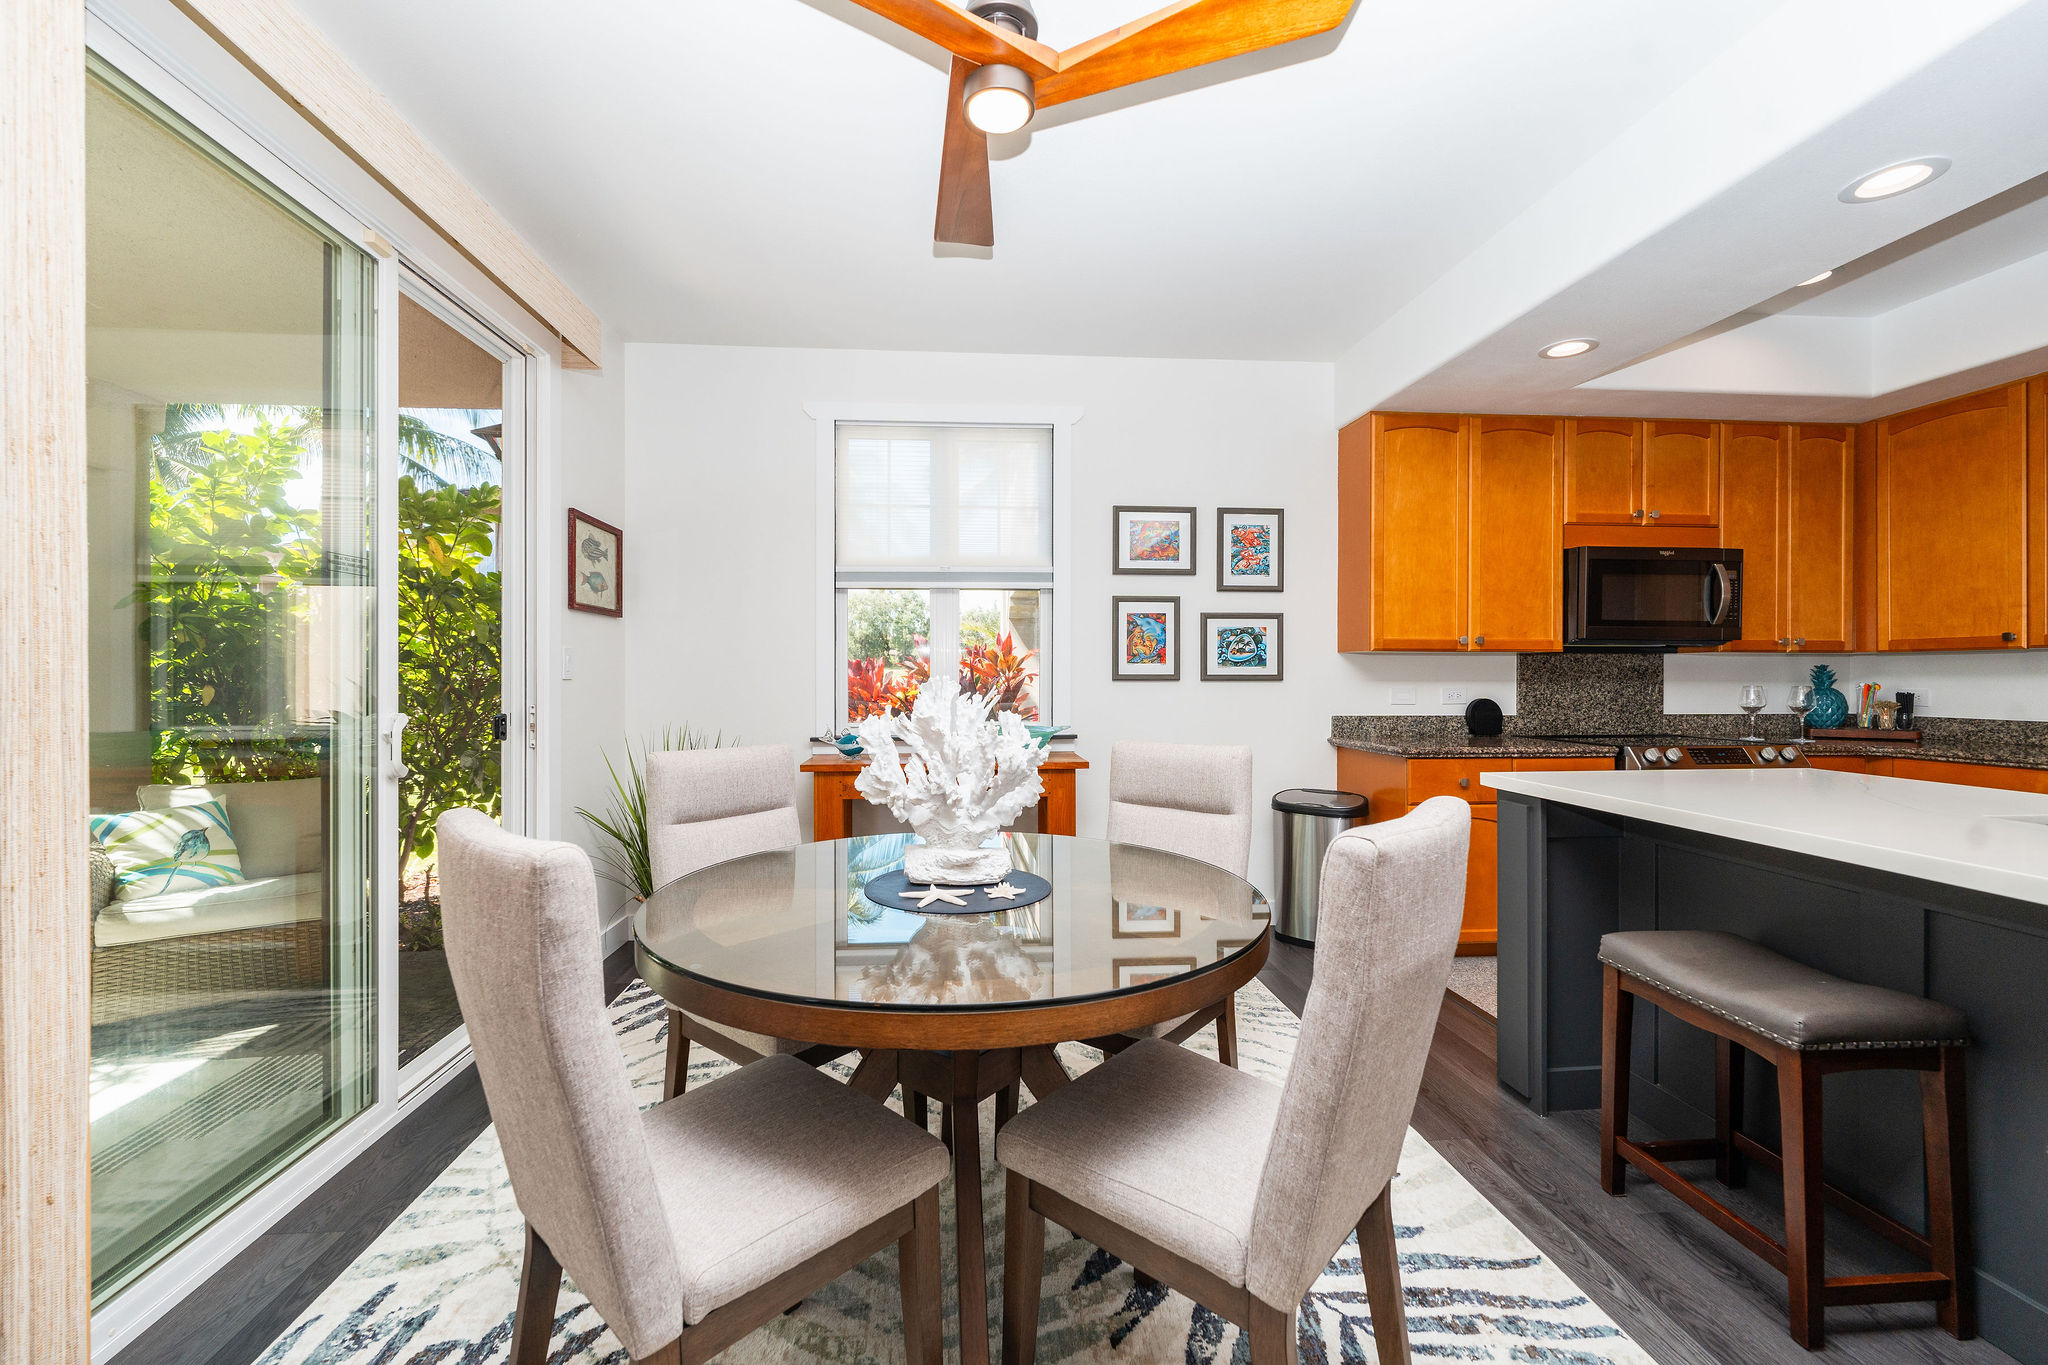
left=119, top=943, right=2015, bottom=1365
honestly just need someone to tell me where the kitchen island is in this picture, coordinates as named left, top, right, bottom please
left=1484, top=767, right=2048, bottom=1365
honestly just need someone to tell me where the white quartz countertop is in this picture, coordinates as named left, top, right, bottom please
left=1481, top=768, right=2048, bottom=906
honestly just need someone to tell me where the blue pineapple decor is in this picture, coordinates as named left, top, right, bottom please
left=1807, top=663, right=1848, bottom=729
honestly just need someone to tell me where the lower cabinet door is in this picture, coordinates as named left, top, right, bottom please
left=1416, top=800, right=1499, bottom=954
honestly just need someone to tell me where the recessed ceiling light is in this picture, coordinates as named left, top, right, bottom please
left=1839, top=158, right=1950, bottom=203
left=1539, top=338, right=1597, bottom=359
left=1797, top=270, right=1835, bottom=287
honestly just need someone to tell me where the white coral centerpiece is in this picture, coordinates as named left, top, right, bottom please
left=852, top=677, right=1048, bottom=885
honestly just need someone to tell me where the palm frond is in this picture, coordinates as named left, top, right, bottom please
left=574, top=726, right=734, bottom=898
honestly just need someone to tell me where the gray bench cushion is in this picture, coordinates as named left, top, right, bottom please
left=1599, top=930, right=1968, bottom=1052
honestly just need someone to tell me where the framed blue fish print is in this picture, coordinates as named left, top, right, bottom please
left=568, top=509, right=623, bottom=616
left=1216, top=507, right=1283, bottom=591
left=1200, top=612, right=1283, bottom=680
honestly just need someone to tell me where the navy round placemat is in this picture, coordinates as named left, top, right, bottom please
left=862, top=869, right=1053, bottom=915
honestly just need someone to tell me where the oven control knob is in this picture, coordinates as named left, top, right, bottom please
left=1664, top=747, right=1684, bottom=763
left=1641, top=748, right=1661, bottom=764
left=1780, top=748, right=1799, bottom=762
left=1759, top=747, right=1777, bottom=761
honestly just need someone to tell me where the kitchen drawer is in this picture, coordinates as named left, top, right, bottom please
left=1891, top=758, right=2048, bottom=793
left=1513, top=756, right=1615, bottom=773
left=1408, top=758, right=1501, bottom=805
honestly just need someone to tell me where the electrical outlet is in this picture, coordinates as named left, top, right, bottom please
left=1390, top=686, right=1417, bottom=706
left=1442, top=687, right=1467, bottom=706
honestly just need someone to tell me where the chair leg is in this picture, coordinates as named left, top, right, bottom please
left=1778, top=1052, right=1826, bottom=1350
left=1357, top=1185, right=1409, bottom=1365
left=995, top=1080, right=1018, bottom=1133
left=510, top=1223, right=563, bottom=1365
left=662, top=1008, right=689, bottom=1101
left=1716, top=1036, right=1746, bottom=1188
left=1922, top=1045, right=1975, bottom=1339
left=898, top=1186, right=944, bottom=1365
left=633, top=1344, right=681, bottom=1365
left=1216, top=994, right=1239, bottom=1069
left=1599, top=967, right=1633, bottom=1195
left=907, top=1089, right=928, bottom=1131
left=1002, top=1172, right=1045, bottom=1365
left=1247, top=1298, right=1299, bottom=1365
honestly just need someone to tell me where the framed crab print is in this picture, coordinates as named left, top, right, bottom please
left=1112, top=505, right=1197, bottom=575
left=1216, top=507, right=1283, bottom=591
left=1200, top=612, right=1283, bottom=680
left=568, top=509, right=623, bottom=616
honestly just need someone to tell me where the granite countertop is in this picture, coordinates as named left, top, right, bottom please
left=1329, top=733, right=1618, bottom=760
left=1481, top=767, right=2048, bottom=905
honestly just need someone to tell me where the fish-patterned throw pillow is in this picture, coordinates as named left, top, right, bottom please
left=89, top=801, right=244, bottom=901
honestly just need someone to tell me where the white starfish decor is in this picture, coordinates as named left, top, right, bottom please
left=853, top=677, right=1048, bottom=885
left=906, top=883, right=971, bottom=909
left=982, top=881, right=1025, bottom=901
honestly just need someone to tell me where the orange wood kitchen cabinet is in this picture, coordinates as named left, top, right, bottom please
left=2032, top=375, right=2047, bottom=648
left=1807, top=754, right=1895, bottom=776
left=1564, top=418, right=1643, bottom=525
left=1339, top=413, right=1562, bottom=652
left=1336, top=749, right=1612, bottom=953
left=1642, top=420, right=1720, bottom=526
left=1875, top=382, right=2028, bottom=651
left=1891, top=758, right=2048, bottom=793
left=1721, top=423, right=1856, bottom=652
left=1467, top=416, right=1564, bottom=651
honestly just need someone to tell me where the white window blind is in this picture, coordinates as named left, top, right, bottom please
left=836, top=423, right=1053, bottom=586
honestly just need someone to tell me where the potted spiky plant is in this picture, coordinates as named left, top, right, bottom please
left=575, top=726, right=728, bottom=899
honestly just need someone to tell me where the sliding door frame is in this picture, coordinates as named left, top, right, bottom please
left=83, top=15, right=550, bottom=1360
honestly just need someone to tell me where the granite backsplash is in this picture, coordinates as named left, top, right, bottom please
left=1332, top=652, right=2048, bottom=765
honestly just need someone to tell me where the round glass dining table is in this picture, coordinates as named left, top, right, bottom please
left=633, top=832, right=1270, bottom=1365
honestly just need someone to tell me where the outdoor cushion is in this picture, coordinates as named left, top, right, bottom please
left=644, top=1053, right=950, bottom=1324
left=1599, top=930, right=1970, bottom=1051
left=90, top=801, right=244, bottom=900
left=94, top=871, right=323, bottom=948
left=139, top=779, right=324, bottom=880
left=997, top=1037, right=1281, bottom=1286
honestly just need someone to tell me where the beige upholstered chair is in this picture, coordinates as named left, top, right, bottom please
left=999, top=797, right=1471, bottom=1365
left=1097, top=741, right=1255, bottom=1065
left=645, top=744, right=826, bottom=1096
left=437, top=810, right=947, bottom=1365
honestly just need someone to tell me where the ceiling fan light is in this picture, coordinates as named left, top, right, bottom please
left=964, top=63, right=1036, bottom=135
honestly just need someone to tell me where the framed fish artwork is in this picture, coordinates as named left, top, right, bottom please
left=1111, top=595, right=1180, bottom=680
left=1216, top=507, right=1283, bottom=591
left=1111, top=505, right=1197, bottom=575
left=1200, top=612, right=1283, bottom=680
left=567, top=508, right=623, bottom=616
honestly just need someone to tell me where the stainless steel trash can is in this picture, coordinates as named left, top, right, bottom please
left=1271, top=788, right=1367, bottom=945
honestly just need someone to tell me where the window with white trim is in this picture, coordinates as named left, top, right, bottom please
left=835, top=423, right=1053, bottom=727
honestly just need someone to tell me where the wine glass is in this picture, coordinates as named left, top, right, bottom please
left=1786, top=683, right=1815, bottom=742
left=1738, top=683, right=1767, bottom=743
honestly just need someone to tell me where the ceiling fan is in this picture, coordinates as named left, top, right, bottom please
left=837, top=0, right=1355, bottom=247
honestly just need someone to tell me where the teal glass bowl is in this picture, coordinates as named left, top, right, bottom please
left=1024, top=723, right=1062, bottom=749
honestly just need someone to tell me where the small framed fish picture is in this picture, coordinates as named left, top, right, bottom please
left=1112, top=505, right=1197, bottom=575
left=1201, top=612, right=1283, bottom=681
left=567, top=509, right=623, bottom=616
left=1112, top=596, right=1181, bottom=681
left=1216, top=507, right=1283, bottom=591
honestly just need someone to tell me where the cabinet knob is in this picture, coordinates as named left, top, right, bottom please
left=1795, top=638, right=1806, bottom=647
left=1777, top=638, right=1789, bottom=646
left=1457, top=636, right=1469, bottom=645
left=2003, top=631, right=2019, bottom=643
left=1631, top=509, right=1644, bottom=519
left=1647, top=509, right=1662, bottom=519
left=1458, top=778, right=1471, bottom=789
left=1474, top=635, right=1486, bottom=646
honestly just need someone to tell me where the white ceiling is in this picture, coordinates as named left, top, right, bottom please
left=283, top=0, right=1784, bottom=362
left=264, top=0, right=2048, bottom=421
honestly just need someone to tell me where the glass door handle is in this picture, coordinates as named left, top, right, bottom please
left=385, top=713, right=412, bottom=780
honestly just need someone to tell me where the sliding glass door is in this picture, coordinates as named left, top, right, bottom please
left=83, top=58, right=379, bottom=1303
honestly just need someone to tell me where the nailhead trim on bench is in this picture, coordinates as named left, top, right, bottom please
left=1597, top=955, right=1970, bottom=1052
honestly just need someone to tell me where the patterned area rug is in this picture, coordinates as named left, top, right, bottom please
left=257, top=980, right=1649, bottom=1364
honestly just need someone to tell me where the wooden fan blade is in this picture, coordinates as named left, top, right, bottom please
left=1038, top=0, right=1355, bottom=108
left=839, top=0, right=1058, bottom=77
left=934, top=57, right=994, bottom=246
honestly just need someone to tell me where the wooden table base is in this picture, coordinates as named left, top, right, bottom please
left=800, top=754, right=1090, bottom=841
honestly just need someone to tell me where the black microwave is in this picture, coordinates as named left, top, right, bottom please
left=1565, top=546, right=1743, bottom=648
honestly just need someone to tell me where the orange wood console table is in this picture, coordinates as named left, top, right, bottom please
left=799, top=753, right=1091, bottom=841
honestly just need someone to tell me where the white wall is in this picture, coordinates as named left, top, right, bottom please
left=621, top=343, right=1517, bottom=894
left=1666, top=649, right=2048, bottom=721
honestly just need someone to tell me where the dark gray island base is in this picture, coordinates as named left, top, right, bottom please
left=1495, top=792, right=2048, bottom=1365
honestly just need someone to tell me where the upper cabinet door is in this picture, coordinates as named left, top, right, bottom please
left=1877, top=383, right=2027, bottom=650
left=1783, top=424, right=1856, bottom=653
left=1718, top=423, right=1784, bottom=651
left=1468, top=416, right=1563, bottom=651
left=1564, top=418, right=1642, bottom=524
left=1643, top=420, right=1720, bottom=526
left=2031, top=376, right=2047, bottom=648
left=1369, top=413, right=1469, bottom=650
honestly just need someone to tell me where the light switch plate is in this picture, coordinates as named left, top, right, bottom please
left=1441, top=687, right=1467, bottom=706
left=562, top=646, right=574, bottom=681
left=1390, top=686, right=1417, bottom=706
